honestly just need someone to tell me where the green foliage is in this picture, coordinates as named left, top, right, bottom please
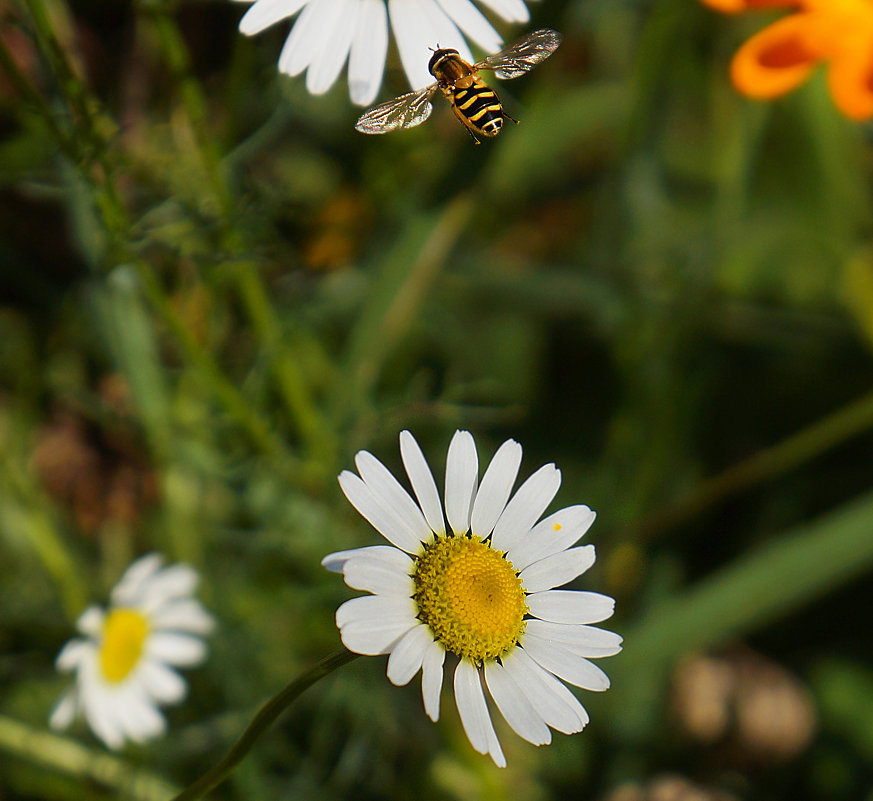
left=1, top=0, right=873, bottom=798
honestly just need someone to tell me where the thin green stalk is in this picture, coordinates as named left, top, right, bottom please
left=0, top=714, right=178, bottom=800
left=626, top=386, right=873, bottom=543
left=131, top=263, right=303, bottom=480
left=336, top=193, right=474, bottom=426
left=171, top=649, right=360, bottom=801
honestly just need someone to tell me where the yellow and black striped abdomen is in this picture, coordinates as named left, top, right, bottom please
left=450, top=80, right=504, bottom=138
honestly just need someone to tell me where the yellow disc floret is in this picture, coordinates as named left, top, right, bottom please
left=413, top=535, right=528, bottom=663
left=99, top=609, right=149, bottom=683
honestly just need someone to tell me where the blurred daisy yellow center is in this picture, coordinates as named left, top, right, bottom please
left=413, top=536, right=528, bottom=662
left=99, top=609, right=149, bottom=683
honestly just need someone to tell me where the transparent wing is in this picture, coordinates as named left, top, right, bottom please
left=476, top=28, right=562, bottom=80
left=355, top=85, right=439, bottom=134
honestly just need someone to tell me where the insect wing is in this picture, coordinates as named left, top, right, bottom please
left=477, top=28, right=562, bottom=80
left=355, top=86, right=438, bottom=134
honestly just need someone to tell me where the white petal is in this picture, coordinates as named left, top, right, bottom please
left=388, top=0, right=473, bottom=91
left=338, top=471, right=423, bottom=553
left=524, top=620, right=623, bottom=657
left=278, top=0, right=333, bottom=76
left=238, top=0, right=308, bottom=35
left=356, top=450, right=432, bottom=543
left=470, top=439, right=522, bottom=539
left=76, top=606, right=105, bottom=637
left=138, top=659, right=188, bottom=704
left=453, top=659, right=505, bottom=767
left=335, top=593, right=417, bottom=627
left=342, top=556, right=414, bottom=597
left=321, top=545, right=406, bottom=573
left=444, top=430, right=478, bottom=535
left=435, top=0, right=502, bottom=53
left=520, top=545, right=596, bottom=593
left=490, top=463, right=561, bottom=553
left=386, top=624, right=433, bottom=686
left=507, top=505, right=596, bottom=571
left=305, top=0, right=358, bottom=95
left=146, top=632, right=208, bottom=667
left=133, top=565, right=199, bottom=611
left=501, top=647, right=588, bottom=735
left=521, top=636, right=611, bottom=691
left=340, top=616, right=418, bottom=655
left=399, top=430, right=445, bottom=536
left=49, top=689, right=79, bottom=731
left=55, top=639, right=91, bottom=672
left=421, top=639, right=446, bottom=721
left=526, top=590, right=615, bottom=624
left=348, top=0, right=388, bottom=105
left=114, top=685, right=166, bottom=743
left=474, top=0, right=529, bottom=24
left=113, top=554, right=164, bottom=600
left=484, top=660, right=550, bottom=745
left=149, top=600, right=215, bottom=635
left=79, top=654, right=125, bottom=749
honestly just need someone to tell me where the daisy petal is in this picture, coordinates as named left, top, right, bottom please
left=507, top=505, right=596, bottom=571
left=137, top=565, right=199, bottom=610
left=454, top=659, right=505, bottom=766
left=484, top=660, right=550, bottom=745
left=342, top=555, right=414, bottom=596
left=521, top=636, right=611, bottom=691
left=526, top=590, right=616, bottom=624
left=278, top=0, right=334, bottom=76
left=525, top=620, right=623, bottom=657
left=444, top=430, right=478, bottom=536
left=520, top=545, right=596, bottom=593
left=349, top=0, right=388, bottom=105
left=421, top=639, right=446, bottom=721
left=76, top=606, right=105, bottom=637
left=436, top=0, right=503, bottom=53
left=501, top=647, right=589, bottom=734
left=338, top=471, right=423, bottom=553
left=49, top=690, right=79, bottom=731
left=356, top=450, right=432, bottom=542
left=470, top=438, right=522, bottom=539
left=474, top=0, right=529, bottom=24
left=239, top=0, right=308, bottom=35
left=400, top=430, right=445, bottom=536
left=55, top=639, right=90, bottom=672
left=387, top=624, right=434, bottom=686
left=340, top=616, right=418, bottom=655
left=336, top=594, right=417, bottom=627
left=138, top=660, right=188, bottom=704
left=149, top=600, right=215, bottom=635
left=147, top=633, right=208, bottom=667
left=306, top=0, right=358, bottom=95
left=321, top=545, right=406, bottom=573
left=490, top=463, right=561, bottom=553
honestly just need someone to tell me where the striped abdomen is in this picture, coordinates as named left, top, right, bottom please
left=451, top=80, right=504, bottom=137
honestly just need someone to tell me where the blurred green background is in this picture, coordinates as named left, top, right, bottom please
left=2, top=0, right=873, bottom=798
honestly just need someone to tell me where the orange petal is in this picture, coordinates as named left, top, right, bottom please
left=730, top=15, right=820, bottom=98
left=828, top=42, right=873, bottom=120
left=700, top=0, right=800, bottom=13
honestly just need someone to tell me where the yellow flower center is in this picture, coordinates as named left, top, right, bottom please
left=413, top=536, right=528, bottom=663
left=99, top=609, right=149, bottom=683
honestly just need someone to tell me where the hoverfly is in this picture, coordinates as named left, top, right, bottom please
left=355, top=28, right=562, bottom=144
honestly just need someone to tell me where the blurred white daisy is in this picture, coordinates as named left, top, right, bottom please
left=323, top=430, right=621, bottom=767
left=233, top=0, right=536, bottom=106
left=50, top=554, right=214, bottom=750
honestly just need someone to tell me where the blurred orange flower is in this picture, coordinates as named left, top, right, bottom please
left=704, top=0, right=873, bottom=120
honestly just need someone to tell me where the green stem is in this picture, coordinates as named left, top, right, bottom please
left=0, top=714, right=178, bottom=800
left=628, top=386, right=873, bottom=542
left=171, top=649, right=359, bottom=801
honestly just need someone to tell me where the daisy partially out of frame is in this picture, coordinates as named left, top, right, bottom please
left=701, top=0, right=873, bottom=120
left=233, top=0, right=536, bottom=106
left=50, top=554, right=214, bottom=749
left=323, top=430, right=621, bottom=766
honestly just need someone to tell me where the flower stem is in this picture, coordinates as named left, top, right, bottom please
left=170, top=649, right=359, bottom=801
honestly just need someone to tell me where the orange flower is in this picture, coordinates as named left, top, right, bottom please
left=705, top=0, right=873, bottom=120
left=700, top=0, right=799, bottom=13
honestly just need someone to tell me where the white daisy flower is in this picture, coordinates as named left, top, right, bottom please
left=49, top=554, right=215, bottom=750
left=323, top=430, right=621, bottom=767
left=233, top=0, right=536, bottom=106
